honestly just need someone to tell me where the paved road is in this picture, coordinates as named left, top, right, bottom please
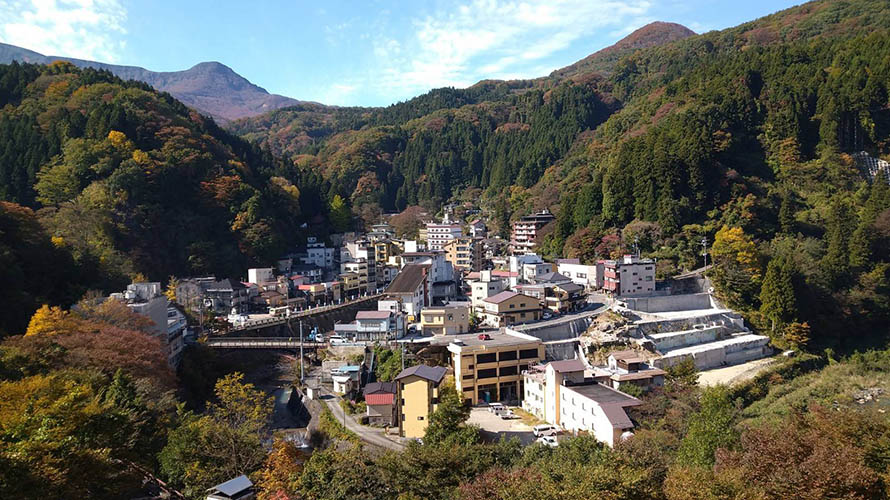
left=319, top=387, right=405, bottom=451
left=513, top=300, right=611, bottom=331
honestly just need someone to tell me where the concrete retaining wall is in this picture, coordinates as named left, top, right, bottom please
left=653, top=334, right=770, bottom=370
left=649, top=325, right=722, bottom=351
left=623, top=293, right=713, bottom=313
left=545, top=341, right=580, bottom=361
left=521, top=316, right=592, bottom=342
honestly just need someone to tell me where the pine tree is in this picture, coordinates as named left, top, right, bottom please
left=779, top=189, right=794, bottom=234
left=759, top=255, right=797, bottom=334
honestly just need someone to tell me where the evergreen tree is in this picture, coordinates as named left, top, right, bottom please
left=759, top=255, right=797, bottom=334
left=779, top=189, right=794, bottom=234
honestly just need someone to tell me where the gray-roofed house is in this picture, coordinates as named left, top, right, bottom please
left=385, top=264, right=430, bottom=320
left=206, top=474, right=255, bottom=500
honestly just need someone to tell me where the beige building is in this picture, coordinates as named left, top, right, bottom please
left=447, top=329, right=544, bottom=405
left=479, top=290, right=542, bottom=328
left=443, top=237, right=483, bottom=271
left=420, top=303, right=470, bottom=336
left=396, top=365, right=447, bottom=439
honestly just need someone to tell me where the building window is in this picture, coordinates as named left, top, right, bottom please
left=498, top=350, right=517, bottom=361
left=463, top=374, right=474, bottom=380
left=520, top=349, right=538, bottom=359
left=509, top=304, right=515, bottom=309
left=499, top=366, right=517, bottom=376
left=477, top=353, right=497, bottom=364
left=478, top=368, right=498, bottom=379
left=417, top=416, right=424, bottom=421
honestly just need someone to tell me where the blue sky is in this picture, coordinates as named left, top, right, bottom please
left=0, top=0, right=803, bottom=106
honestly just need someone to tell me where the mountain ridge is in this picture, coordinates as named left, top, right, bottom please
left=0, top=42, right=304, bottom=122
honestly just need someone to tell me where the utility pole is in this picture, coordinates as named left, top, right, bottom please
left=299, top=320, right=304, bottom=383
left=401, top=341, right=405, bottom=371
left=701, top=236, right=709, bottom=268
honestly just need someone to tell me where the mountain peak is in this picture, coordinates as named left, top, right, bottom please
left=0, top=44, right=299, bottom=122
left=551, top=21, right=695, bottom=79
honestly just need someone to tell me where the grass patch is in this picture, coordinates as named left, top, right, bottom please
left=737, top=351, right=890, bottom=426
left=512, top=406, right=546, bottom=427
left=319, top=406, right=360, bottom=443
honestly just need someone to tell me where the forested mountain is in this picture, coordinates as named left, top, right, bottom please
left=0, top=61, right=325, bottom=333
left=0, top=42, right=303, bottom=121
left=549, top=21, right=696, bottom=79
left=231, top=0, right=890, bottom=352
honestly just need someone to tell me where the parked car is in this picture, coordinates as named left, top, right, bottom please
left=533, top=424, right=558, bottom=437
left=488, top=402, right=505, bottom=413
left=329, top=335, right=348, bottom=345
left=536, top=435, right=559, bottom=447
left=499, top=410, right=518, bottom=419
left=542, top=312, right=553, bottom=320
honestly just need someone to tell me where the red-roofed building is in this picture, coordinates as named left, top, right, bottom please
left=363, top=382, right=397, bottom=425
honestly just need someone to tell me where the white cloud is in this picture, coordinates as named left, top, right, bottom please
left=369, top=0, right=653, bottom=100
left=0, top=0, right=127, bottom=62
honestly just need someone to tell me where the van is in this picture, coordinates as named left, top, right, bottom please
left=533, top=424, right=557, bottom=437
left=488, top=402, right=505, bottom=413
left=329, top=335, right=347, bottom=345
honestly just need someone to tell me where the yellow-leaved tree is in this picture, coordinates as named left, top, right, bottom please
left=25, top=305, right=75, bottom=336
left=708, top=225, right=762, bottom=309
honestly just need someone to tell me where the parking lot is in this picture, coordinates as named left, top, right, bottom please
left=467, top=407, right=537, bottom=445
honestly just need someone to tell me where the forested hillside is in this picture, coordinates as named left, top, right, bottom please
left=0, top=62, right=326, bottom=334
left=232, top=0, right=890, bottom=354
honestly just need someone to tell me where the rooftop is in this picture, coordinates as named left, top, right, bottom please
left=386, top=264, right=428, bottom=294
left=206, top=475, right=253, bottom=497
left=363, top=381, right=397, bottom=395
left=483, top=290, right=520, bottom=304
left=395, top=364, right=447, bottom=383
left=564, top=382, right=641, bottom=408
left=444, top=329, right=541, bottom=349
left=609, top=349, right=648, bottom=364
left=356, top=310, right=392, bottom=320
left=548, top=359, right=586, bottom=373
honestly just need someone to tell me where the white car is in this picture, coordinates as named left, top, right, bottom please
left=329, top=335, right=348, bottom=345
left=488, top=402, right=505, bottom=413
left=537, top=435, right=558, bottom=447
left=533, top=424, right=558, bottom=437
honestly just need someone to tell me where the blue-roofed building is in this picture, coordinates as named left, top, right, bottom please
left=332, top=364, right=362, bottom=395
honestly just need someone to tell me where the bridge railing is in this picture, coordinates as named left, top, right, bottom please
left=227, top=293, right=384, bottom=332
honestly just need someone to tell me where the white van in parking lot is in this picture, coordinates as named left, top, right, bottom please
left=533, top=424, right=558, bottom=437
left=488, top=402, right=505, bottom=413
left=329, top=335, right=348, bottom=345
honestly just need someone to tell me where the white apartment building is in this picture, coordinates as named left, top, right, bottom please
left=247, top=267, right=274, bottom=285
left=468, top=270, right=509, bottom=311
left=305, top=236, right=336, bottom=269
left=557, top=259, right=604, bottom=290
left=509, top=253, right=553, bottom=283
left=522, top=359, right=642, bottom=448
left=423, top=222, right=463, bottom=251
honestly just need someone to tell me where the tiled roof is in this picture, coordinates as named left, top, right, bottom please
left=356, top=310, right=391, bottom=320
left=609, top=349, right=647, bottom=364
left=395, top=364, right=447, bottom=383
left=365, top=393, right=395, bottom=406
left=483, top=290, right=519, bottom=304
left=386, top=264, right=427, bottom=294
left=364, top=381, right=397, bottom=394
left=548, top=359, right=586, bottom=373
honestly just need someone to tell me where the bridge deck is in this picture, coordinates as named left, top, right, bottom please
left=229, top=293, right=383, bottom=332
left=205, top=337, right=327, bottom=349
